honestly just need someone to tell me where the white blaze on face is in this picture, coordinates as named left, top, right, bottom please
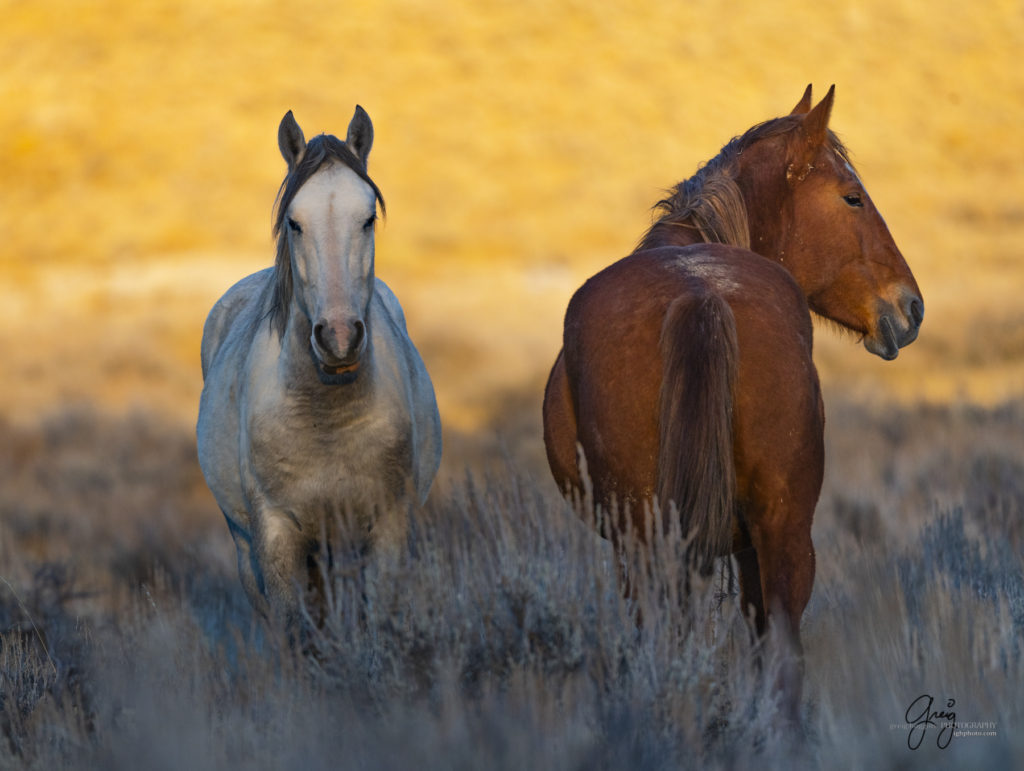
left=287, top=163, right=377, bottom=355
left=843, top=160, right=862, bottom=187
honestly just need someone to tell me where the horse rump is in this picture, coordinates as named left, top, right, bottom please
left=656, top=287, right=738, bottom=574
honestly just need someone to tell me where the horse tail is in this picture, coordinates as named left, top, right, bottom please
left=657, top=286, right=738, bottom=574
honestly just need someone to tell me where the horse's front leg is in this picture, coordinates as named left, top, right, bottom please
left=371, top=501, right=409, bottom=568
left=256, top=508, right=315, bottom=632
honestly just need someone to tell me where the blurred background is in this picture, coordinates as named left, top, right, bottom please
left=2, top=0, right=1022, bottom=449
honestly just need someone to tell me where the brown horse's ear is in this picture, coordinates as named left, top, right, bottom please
left=346, top=105, right=374, bottom=167
left=278, top=110, right=306, bottom=172
left=801, top=84, right=835, bottom=148
left=790, top=84, right=813, bottom=115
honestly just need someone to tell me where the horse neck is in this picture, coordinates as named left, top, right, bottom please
left=637, top=136, right=805, bottom=261
left=636, top=219, right=708, bottom=251
left=636, top=201, right=790, bottom=263
left=636, top=169, right=754, bottom=253
left=731, top=161, right=790, bottom=263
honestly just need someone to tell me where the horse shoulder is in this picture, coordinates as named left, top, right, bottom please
left=728, top=248, right=814, bottom=344
left=197, top=269, right=277, bottom=520
left=200, top=268, right=275, bottom=378
left=371, top=278, right=442, bottom=502
left=371, top=277, right=410, bottom=331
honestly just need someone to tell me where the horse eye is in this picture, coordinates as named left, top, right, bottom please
left=843, top=193, right=863, bottom=208
left=363, top=215, right=376, bottom=231
left=287, top=217, right=302, bottom=234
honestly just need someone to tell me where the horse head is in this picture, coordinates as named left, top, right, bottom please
left=775, top=86, right=924, bottom=360
left=273, top=107, right=384, bottom=380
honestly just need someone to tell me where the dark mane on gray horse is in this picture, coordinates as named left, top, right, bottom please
left=638, top=115, right=851, bottom=252
left=269, top=133, right=386, bottom=336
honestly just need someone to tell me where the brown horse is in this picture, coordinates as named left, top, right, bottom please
left=542, top=85, right=923, bottom=714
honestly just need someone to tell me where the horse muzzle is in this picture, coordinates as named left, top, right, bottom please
left=864, top=291, right=924, bottom=361
left=311, top=317, right=366, bottom=376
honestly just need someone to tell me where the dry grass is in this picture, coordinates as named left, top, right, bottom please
left=1, top=398, right=1022, bottom=768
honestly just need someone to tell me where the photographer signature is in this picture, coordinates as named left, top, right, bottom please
left=905, top=694, right=956, bottom=750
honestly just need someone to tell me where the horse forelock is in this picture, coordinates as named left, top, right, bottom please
left=642, top=114, right=851, bottom=251
left=268, top=134, right=386, bottom=336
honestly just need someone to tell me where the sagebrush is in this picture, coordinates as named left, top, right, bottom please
left=1, top=400, right=1022, bottom=769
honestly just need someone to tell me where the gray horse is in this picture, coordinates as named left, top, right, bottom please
left=197, top=107, right=442, bottom=625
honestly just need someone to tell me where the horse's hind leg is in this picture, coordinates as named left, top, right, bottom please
left=733, top=543, right=765, bottom=635
left=225, top=512, right=271, bottom=619
left=738, top=425, right=821, bottom=720
left=746, top=505, right=817, bottom=723
left=542, top=350, right=582, bottom=494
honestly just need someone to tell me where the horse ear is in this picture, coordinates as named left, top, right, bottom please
left=790, top=84, right=813, bottom=115
left=801, top=84, right=835, bottom=148
left=278, top=110, right=306, bottom=171
left=346, top=105, right=374, bottom=167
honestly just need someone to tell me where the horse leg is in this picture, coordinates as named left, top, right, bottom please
left=748, top=513, right=816, bottom=723
left=542, top=350, right=582, bottom=494
left=257, top=509, right=315, bottom=634
left=363, top=503, right=409, bottom=619
left=733, top=544, right=766, bottom=635
left=224, top=512, right=271, bottom=620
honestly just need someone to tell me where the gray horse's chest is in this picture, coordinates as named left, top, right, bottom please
left=247, top=395, right=413, bottom=518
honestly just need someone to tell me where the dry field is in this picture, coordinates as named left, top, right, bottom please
left=1, top=402, right=1022, bottom=768
left=2, top=0, right=1024, bottom=767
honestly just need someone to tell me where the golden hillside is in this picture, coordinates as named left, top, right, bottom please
left=2, top=0, right=1023, bottom=426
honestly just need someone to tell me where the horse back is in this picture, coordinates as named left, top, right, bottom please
left=562, top=244, right=820, bottom=516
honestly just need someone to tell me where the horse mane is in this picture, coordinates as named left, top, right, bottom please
left=268, top=133, right=386, bottom=336
left=638, top=114, right=851, bottom=252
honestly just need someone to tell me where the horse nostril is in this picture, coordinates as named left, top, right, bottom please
left=352, top=319, right=365, bottom=348
left=313, top=321, right=329, bottom=350
left=910, top=298, right=924, bottom=328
